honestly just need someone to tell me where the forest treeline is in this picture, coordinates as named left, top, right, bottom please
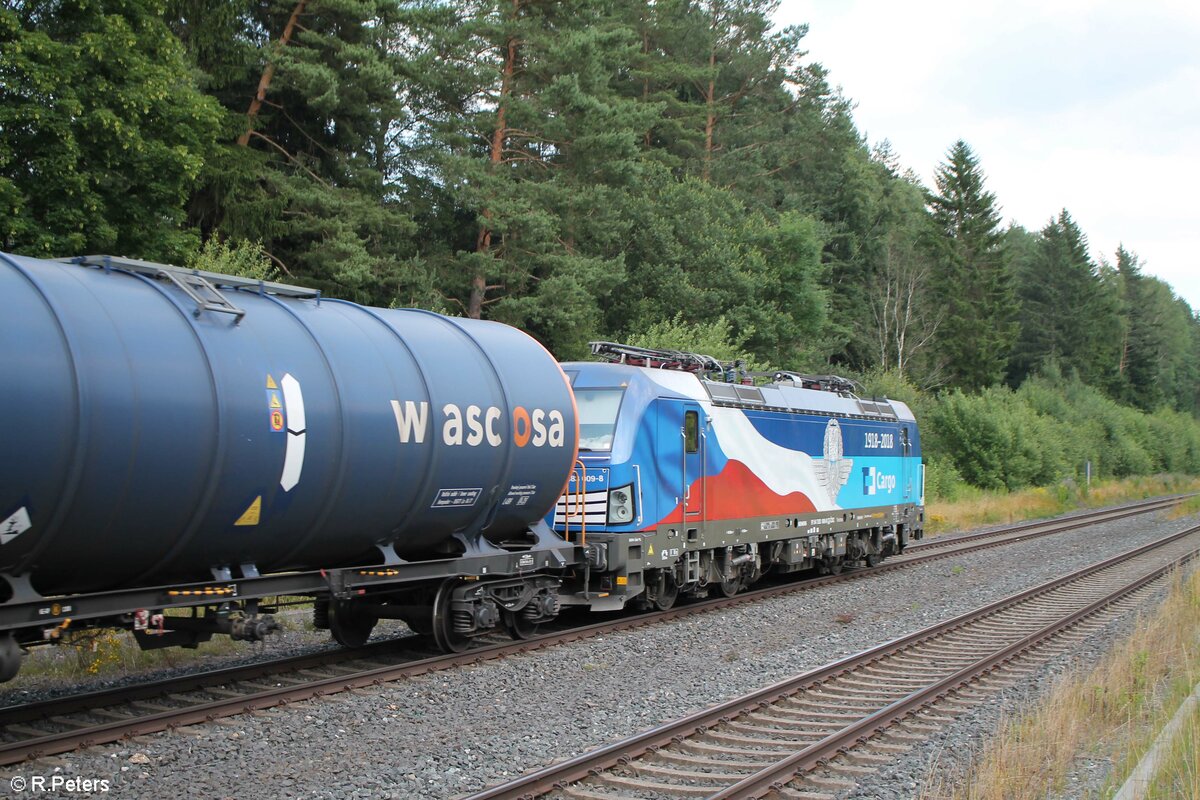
left=3, top=0, right=1199, bottom=492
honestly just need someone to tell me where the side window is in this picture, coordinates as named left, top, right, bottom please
left=901, top=426, right=910, bottom=455
left=685, top=410, right=699, bottom=453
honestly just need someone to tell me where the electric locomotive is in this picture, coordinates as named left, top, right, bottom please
left=553, top=342, right=925, bottom=611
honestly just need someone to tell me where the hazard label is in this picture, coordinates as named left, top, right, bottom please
left=266, top=374, right=278, bottom=389
left=269, top=392, right=282, bottom=409
left=235, top=496, right=262, bottom=526
left=1, top=506, right=31, bottom=545
left=270, top=409, right=284, bottom=431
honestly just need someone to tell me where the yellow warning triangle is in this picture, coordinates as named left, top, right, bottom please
left=266, top=374, right=278, bottom=389
left=235, top=496, right=262, bottom=526
left=269, top=393, right=282, bottom=408
left=647, top=544, right=655, bottom=556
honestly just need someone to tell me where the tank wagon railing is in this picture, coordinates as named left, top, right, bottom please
left=57, top=255, right=322, bottom=322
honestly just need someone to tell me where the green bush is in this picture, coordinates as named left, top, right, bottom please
left=923, top=457, right=969, bottom=501
left=916, top=374, right=1200, bottom=492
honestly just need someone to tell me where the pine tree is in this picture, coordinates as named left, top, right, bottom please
left=168, top=0, right=417, bottom=302
left=418, top=0, right=659, bottom=355
left=927, top=140, right=1017, bottom=389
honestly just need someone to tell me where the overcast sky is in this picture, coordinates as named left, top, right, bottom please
left=774, top=1, right=1200, bottom=310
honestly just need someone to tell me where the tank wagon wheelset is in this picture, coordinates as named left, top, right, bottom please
left=0, top=252, right=924, bottom=683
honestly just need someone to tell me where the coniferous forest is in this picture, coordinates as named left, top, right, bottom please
left=3, top=0, right=1199, bottom=494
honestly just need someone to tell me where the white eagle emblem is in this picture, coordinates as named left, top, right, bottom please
left=813, top=418, right=853, bottom=506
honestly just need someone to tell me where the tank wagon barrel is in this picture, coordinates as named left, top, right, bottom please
left=0, top=253, right=580, bottom=680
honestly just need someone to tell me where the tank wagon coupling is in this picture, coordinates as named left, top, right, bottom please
left=550, top=342, right=925, bottom=611
left=0, top=252, right=582, bottom=683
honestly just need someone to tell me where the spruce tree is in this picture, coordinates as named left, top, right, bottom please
left=1009, top=210, right=1121, bottom=388
left=1114, top=246, right=1200, bottom=412
left=927, top=140, right=1017, bottom=389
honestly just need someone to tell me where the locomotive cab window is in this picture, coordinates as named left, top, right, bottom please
left=576, top=388, right=625, bottom=451
left=685, top=410, right=699, bottom=453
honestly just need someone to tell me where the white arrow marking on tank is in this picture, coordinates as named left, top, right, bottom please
left=0, top=506, right=32, bottom=545
left=280, top=373, right=306, bottom=491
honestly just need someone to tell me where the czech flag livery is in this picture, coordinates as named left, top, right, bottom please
left=553, top=353, right=924, bottom=612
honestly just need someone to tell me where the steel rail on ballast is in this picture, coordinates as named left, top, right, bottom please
left=905, top=493, right=1189, bottom=554
left=0, top=495, right=1186, bottom=766
left=466, top=523, right=1200, bottom=800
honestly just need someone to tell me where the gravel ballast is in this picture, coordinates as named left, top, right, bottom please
left=2, top=507, right=1195, bottom=800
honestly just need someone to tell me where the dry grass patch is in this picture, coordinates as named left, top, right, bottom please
left=922, top=566, right=1200, bottom=800
left=925, top=474, right=1200, bottom=537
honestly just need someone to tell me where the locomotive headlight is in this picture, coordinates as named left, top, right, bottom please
left=608, top=485, right=634, bottom=524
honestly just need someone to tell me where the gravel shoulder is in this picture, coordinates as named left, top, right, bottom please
left=2, top=508, right=1194, bottom=800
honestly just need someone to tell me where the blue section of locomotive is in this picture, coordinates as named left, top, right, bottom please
left=554, top=362, right=679, bottom=535
left=0, top=253, right=578, bottom=597
left=739, top=411, right=924, bottom=507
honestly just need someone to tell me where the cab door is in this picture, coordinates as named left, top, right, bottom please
left=682, top=403, right=705, bottom=522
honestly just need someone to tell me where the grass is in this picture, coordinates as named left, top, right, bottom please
left=1167, top=493, right=1200, bottom=520
left=925, top=474, right=1200, bottom=536
left=3, top=601, right=314, bottom=691
left=1143, top=694, right=1200, bottom=800
left=920, top=565, right=1200, bottom=800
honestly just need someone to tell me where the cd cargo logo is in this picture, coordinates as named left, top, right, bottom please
left=862, top=466, right=897, bottom=496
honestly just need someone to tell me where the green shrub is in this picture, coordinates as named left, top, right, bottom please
left=924, top=457, right=969, bottom=501
left=917, top=374, right=1200, bottom=492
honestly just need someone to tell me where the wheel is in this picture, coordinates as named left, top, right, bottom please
left=503, top=610, right=539, bottom=640
left=864, top=552, right=880, bottom=568
left=826, top=556, right=844, bottom=576
left=0, top=634, right=21, bottom=683
left=651, top=571, right=679, bottom=611
left=431, top=579, right=471, bottom=653
left=328, top=599, right=376, bottom=649
left=714, top=572, right=741, bottom=598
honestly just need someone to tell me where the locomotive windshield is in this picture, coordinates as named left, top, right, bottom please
left=575, top=388, right=624, bottom=451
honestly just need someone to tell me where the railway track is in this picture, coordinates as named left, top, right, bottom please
left=0, top=495, right=1186, bottom=767
left=467, top=522, right=1200, bottom=800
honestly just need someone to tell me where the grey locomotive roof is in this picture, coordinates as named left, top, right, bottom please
left=702, top=377, right=916, bottom=423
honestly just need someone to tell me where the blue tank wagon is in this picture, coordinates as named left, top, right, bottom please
left=0, top=253, right=580, bottom=680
